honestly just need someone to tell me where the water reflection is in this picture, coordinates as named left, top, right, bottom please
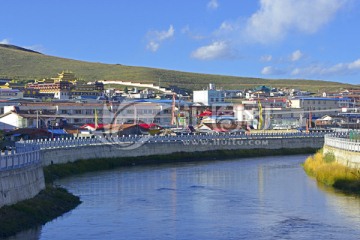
left=6, top=155, right=360, bottom=240
left=2, top=226, right=42, bottom=240
left=316, top=181, right=360, bottom=228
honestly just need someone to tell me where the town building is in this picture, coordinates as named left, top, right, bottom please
left=0, top=88, right=23, bottom=99
left=289, top=97, right=352, bottom=118
left=193, top=83, right=225, bottom=105
left=0, top=100, right=181, bottom=130
left=25, top=71, right=104, bottom=100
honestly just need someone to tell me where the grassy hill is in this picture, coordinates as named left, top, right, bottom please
left=0, top=44, right=357, bottom=92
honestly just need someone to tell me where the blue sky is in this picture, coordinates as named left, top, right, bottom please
left=1, top=0, right=360, bottom=85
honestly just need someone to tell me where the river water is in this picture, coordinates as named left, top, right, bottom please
left=10, top=155, right=360, bottom=239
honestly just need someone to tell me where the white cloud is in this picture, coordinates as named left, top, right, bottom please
left=146, top=41, right=160, bottom=52
left=191, top=41, right=236, bottom=60
left=146, top=25, right=175, bottom=52
left=0, top=39, right=10, bottom=44
left=181, top=25, right=206, bottom=40
left=245, top=0, right=347, bottom=43
left=291, top=50, right=303, bottom=62
left=219, top=21, right=233, bottom=32
left=261, top=66, right=285, bottom=75
left=291, top=58, right=360, bottom=76
left=260, top=55, right=272, bottom=62
left=207, top=0, right=219, bottom=10
left=348, top=59, right=360, bottom=69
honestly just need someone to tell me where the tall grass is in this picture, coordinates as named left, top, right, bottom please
left=303, top=150, right=360, bottom=193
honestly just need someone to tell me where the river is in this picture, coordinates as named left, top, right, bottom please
left=9, top=155, right=360, bottom=239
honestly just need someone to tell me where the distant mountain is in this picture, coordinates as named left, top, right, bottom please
left=0, top=44, right=357, bottom=91
left=0, top=44, right=42, bottom=54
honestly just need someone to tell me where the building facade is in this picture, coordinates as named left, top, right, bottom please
left=193, top=84, right=225, bottom=105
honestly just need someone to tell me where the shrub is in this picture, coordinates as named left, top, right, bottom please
left=303, top=149, right=360, bottom=193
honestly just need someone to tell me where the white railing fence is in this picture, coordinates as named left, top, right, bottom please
left=324, top=133, right=360, bottom=152
left=1, top=131, right=332, bottom=171
left=13, top=131, right=329, bottom=151
left=0, top=145, right=41, bottom=171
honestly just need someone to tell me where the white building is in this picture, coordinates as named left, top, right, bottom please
left=193, top=84, right=225, bottom=105
left=0, top=101, right=174, bottom=130
left=290, top=97, right=351, bottom=118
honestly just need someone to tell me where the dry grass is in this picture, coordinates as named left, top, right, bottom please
left=303, top=151, right=359, bottom=186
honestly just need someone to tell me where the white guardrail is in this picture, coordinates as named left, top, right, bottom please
left=325, top=133, right=360, bottom=152
left=0, top=146, right=41, bottom=171
left=1, top=131, right=332, bottom=172
left=14, top=131, right=329, bottom=150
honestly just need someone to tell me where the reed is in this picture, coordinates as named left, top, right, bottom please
left=303, top=150, right=360, bottom=193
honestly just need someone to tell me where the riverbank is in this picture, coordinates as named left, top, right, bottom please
left=303, top=149, right=360, bottom=194
left=0, top=185, right=81, bottom=239
left=44, top=147, right=318, bottom=182
left=0, top=147, right=318, bottom=238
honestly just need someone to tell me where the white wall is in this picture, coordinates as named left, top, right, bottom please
left=0, top=112, right=25, bottom=130
left=193, top=90, right=209, bottom=105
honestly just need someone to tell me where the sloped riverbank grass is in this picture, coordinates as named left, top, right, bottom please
left=0, top=185, right=81, bottom=238
left=303, top=150, right=360, bottom=194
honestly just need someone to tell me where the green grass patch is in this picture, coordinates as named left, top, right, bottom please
left=0, top=185, right=81, bottom=238
left=0, top=44, right=358, bottom=92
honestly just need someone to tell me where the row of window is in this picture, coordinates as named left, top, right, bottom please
left=58, top=109, right=164, bottom=115
left=210, top=98, right=225, bottom=102
left=69, top=118, right=165, bottom=124
left=303, top=100, right=349, bottom=105
left=0, top=92, right=20, bottom=96
left=305, top=107, right=337, bottom=111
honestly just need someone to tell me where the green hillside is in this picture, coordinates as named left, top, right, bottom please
left=0, top=44, right=357, bottom=92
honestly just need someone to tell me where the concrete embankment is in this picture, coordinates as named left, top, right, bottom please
left=0, top=163, right=45, bottom=208
left=323, top=134, right=360, bottom=169
left=323, top=145, right=360, bottom=169
left=0, top=135, right=324, bottom=208
left=41, top=137, right=323, bottom=166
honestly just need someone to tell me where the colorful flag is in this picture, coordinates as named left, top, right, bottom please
left=258, top=100, right=263, bottom=129
left=171, top=93, right=176, bottom=125
left=94, top=109, right=98, bottom=129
